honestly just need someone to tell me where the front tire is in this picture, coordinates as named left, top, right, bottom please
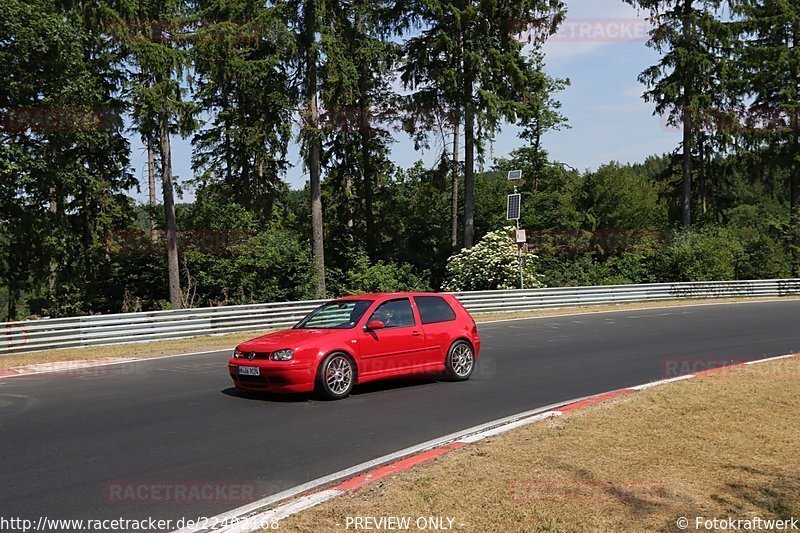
left=445, top=340, right=474, bottom=381
left=315, top=353, right=355, bottom=400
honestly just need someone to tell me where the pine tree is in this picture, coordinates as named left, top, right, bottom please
left=122, top=0, right=197, bottom=308
left=624, top=0, right=730, bottom=229
left=1, top=0, right=134, bottom=318
left=732, top=0, right=800, bottom=274
left=284, top=0, right=328, bottom=297
left=192, top=0, right=295, bottom=219
left=318, top=0, right=398, bottom=261
left=402, top=0, right=565, bottom=249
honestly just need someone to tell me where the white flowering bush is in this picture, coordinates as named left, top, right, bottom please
left=442, top=226, right=544, bottom=291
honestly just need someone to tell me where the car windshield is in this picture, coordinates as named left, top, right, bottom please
left=294, top=300, right=374, bottom=330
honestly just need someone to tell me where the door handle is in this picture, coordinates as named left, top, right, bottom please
left=412, top=331, right=422, bottom=337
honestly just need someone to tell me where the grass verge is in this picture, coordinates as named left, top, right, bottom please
left=3, top=296, right=798, bottom=372
left=278, top=356, right=800, bottom=532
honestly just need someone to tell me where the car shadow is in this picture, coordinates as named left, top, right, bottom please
left=221, top=387, right=309, bottom=403
left=221, top=374, right=446, bottom=403
left=350, top=375, right=443, bottom=396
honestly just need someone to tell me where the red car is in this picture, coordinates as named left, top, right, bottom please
left=228, top=293, right=481, bottom=400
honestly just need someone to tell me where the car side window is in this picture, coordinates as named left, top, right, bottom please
left=369, top=298, right=416, bottom=328
left=415, top=296, right=457, bottom=325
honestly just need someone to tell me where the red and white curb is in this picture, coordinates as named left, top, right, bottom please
left=0, top=350, right=227, bottom=380
left=176, top=352, right=798, bottom=533
left=0, top=358, right=133, bottom=378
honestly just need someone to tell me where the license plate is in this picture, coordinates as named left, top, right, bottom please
left=238, top=366, right=260, bottom=376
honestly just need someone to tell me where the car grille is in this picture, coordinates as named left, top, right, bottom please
left=239, top=351, right=271, bottom=360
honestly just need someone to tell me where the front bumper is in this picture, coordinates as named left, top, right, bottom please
left=228, top=359, right=315, bottom=393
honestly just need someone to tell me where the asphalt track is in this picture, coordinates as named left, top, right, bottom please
left=1, top=300, right=799, bottom=528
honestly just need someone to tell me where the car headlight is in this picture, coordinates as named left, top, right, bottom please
left=233, top=347, right=241, bottom=358
left=271, top=349, right=293, bottom=361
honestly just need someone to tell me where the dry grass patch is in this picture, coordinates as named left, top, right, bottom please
left=280, top=356, right=800, bottom=532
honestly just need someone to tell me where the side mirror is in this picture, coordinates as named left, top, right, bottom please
left=364, top=320, right=385, bottom=331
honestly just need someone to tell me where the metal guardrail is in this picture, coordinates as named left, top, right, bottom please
left=2, top=279, right=799, bottom=354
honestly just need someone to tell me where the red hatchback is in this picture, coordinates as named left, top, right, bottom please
left=228, top=293, right=481, bottom=400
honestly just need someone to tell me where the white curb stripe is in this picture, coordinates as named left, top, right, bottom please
left=629, top=374, right=696, bottom=390
left=459, top=411, right=562, bottom=444
left=215, top=490, right=344, bottom=533
left=743, top=353, right=798, bottom=365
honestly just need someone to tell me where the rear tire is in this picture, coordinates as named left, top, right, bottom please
left=444, top=340, right=474, bottom=381
left=315, top=352, right=355, bottom=400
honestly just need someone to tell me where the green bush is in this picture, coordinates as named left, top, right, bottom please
left=537, top=253, right=598, bottom=287
left=656, top=227, right=744, bottom=282
left=184, top=225, right=317, bottom=305
left=578, top=162, right=668, bottom=231
left=600, top=249, right=658, bottom=285
left=330, top=253, right=430, bottom=295
left=725, top=205, right=792, bottom=279
left=442, top=227, right=543, bottom=291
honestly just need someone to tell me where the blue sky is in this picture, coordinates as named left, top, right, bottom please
left=126, top=0, right=681, bottom=204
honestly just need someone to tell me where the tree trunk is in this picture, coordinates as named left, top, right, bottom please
left=159, top=112, right=182, bottom=309
left=6, top=239, right=16, bottom=321
left=681, top=104, right=693, bottom=229
left=345, top=171, right=354, bottom=239
left=792, top=24, right=800, bottom=277
left=463, top=101, right=475, bottom=248
left=48, top=193, right=58, bottom=299
left=305, top=1, right=326, bottom=297
left=451, top=113, right=460, bottom=249
left=356, top=5, right=374, bottom=257
left=792, top=122, right=799, bottom=277
left=681, top=0, right=693, bottom=230
left=310, top=110, right=325, bottom=297
left=147, top=137, right=158, bottom=243
left=7, top=287, right=16, bottom=322
left=362, top=115, right=375, bottom=256
left=81, top=185, right=93, bottom=278
left=792, top=165, right=799, bottom=277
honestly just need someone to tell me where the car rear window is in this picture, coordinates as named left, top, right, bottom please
left=415, top=296, right=457, bottom=325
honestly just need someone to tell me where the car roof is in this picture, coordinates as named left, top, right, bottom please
left=335, top=292, right=448, bottom=301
